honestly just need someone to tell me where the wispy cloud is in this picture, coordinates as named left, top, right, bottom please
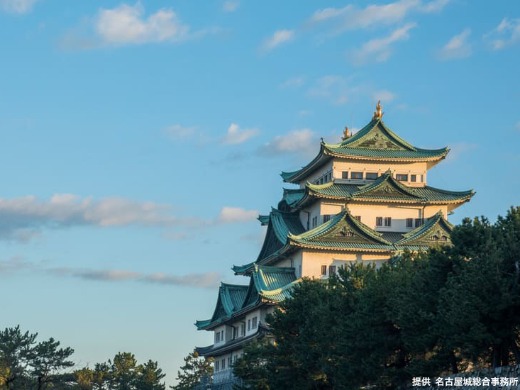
left=309, top=0, right=448, bottom=32
left=49, top=267, right=221, bottom=288
left=280, top=76, right=305, bottom=89
left=222, top=123, right=259, bottom=145
left=217, top=207, right=258, bottom=223
left=222, top=0, right=239, bottom=13
left=307, top=75, right=356, bottom=105
left=0, top=258, right=222, bottom=289
left=164, top=124, right=198, bottom=140
left=0, top=0, right=38, bottom=13
left=349, top=23, right=416, bottom=65
left=261, top=29, right=295, bottom=51
left=94, top=4, right=189, bottom=45
left=485, top=18, right=520, bottom=50
left=438, top=29, right=472, bottom=60
left=0, top=194, right=264, bottom=241
left=260, top=129, right=317, bottom=158
left=372, top=90, right=396, bottom=103
left=445, top=142, right=478, bottom=163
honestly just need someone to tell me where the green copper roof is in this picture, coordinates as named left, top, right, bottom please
left=278, top=188, right=306, bottom=210
left=196, top=283, right=248, bottom=330
left=197, top=266, right=298, bottom=330
left=288, top=209, right=394, bottom=252
left=281, top=118, right=449, bottom=183
left=325, top=119, right=449, bottom=160
left=253, top=208, right=305, bottom=265
left=395, top=211, right=454, bottom=249
left=301, top=171, right=474, bottom=206
left=258, top=215, right=270, bottom=225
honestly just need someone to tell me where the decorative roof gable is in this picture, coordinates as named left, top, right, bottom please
left=395, top=211, right=454, bottom=249
left=288, top=209, right=394, bottom=252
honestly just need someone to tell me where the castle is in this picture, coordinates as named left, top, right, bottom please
left=195, top=102, right=474, bottom=387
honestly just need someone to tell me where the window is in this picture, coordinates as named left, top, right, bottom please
left=233, top=355, right=238, bottom=363
left=329, top=265, right=337, bottom=275
left=354, top=215, right=361, bottom=222
left=240, top=323, right=245, bottom=336
left=247, top=319, right=251, bottom=331
left=366, top=172, right=378, bottom=180
left=376, top=217, right=383, bottom=226
left=312, top=216, right=318, bottom=228
left=342, top=171, right=348, bottom=179
left=215, top=360, right=220, bottom=372
left=323, top=215, right=331, bottom=223
left=351, top=172, right=363, bottom=180
left=233, top=327, right=238, bottom=339
left=215, top=332, right=220, bottom=343
left=415, top=218, right=423, bottom=227
left=384, top=217, right=392, bottom=227
left=228, top=356, right=232, bottom=367
left=321, top=265, right=327, bottom=276
left=222, top=359, right=226, bottom=370
left=410, top=174, right=417, bottom=182
left=406, top=218, right=413, bottom=228
left=252, top=317, right=258, bottom=329
left=396, top=174, right=408, bottom=181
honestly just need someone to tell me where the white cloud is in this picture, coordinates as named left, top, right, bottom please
left=222, top=123, right=259, bottom=145
left=485, top=18, right=520, bottom=50
left=218, top=207, right=258, bottom=223
left=0, top=194, right=176, bottom=241
left=309, top=0, right=448, bottom=31
left=95, top=4, right=189, bottom=45
left=223, top=0, right=239, bottom=12
left=0, top=0, right=37, bottom=13
left=438, top=29, right=472, bottom=60
left=261, top=29, right=295, bottom=51
left=261, top=129, right=317, bottom=157
left=349, top=23, right=416, bottom=65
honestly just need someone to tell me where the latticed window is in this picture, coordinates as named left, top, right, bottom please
left=396, top=174, right=408, bottom=181
left=366, top=172, right=378, bottom=180
left=406, top=218, right=413, bottom=227
left=323, top=215, right=331, bottom=223
left=321, top=265, right=327, bottom=275
left=376, top=217, right=383, bottom=226
left=329, top=265, right=337, bottom=275
left=384, top=217, right=392, bottom=226
left=351, top=172, right=363, bottom=179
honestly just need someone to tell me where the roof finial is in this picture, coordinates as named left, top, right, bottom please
left=373, top=100, right=383, bottom=120
left=342, top=126, right=351, bottom=140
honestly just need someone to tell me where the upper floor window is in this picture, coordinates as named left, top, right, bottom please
left=247, top=319, right=251, bottom=331
left=415, top=218, right=423, bottom=227
left=252, top=317, right=258, bottom=329
left=222, top=359, right=226, bottom=370
left=342, top=171, right=348, bottom=179
left=366, top=172, right=378, bottom=180
left=312, top=216, right=318, bottom=228
left=406, top=218, right=413, bottom=228
left=396, top=174, right=408, bottom=181
left=384, top=217, right=392, bottom=227
left=323, top=215, right=331, bottom=223
left=351, top=172, right=363, bottom=180
left=376, top=217, right=383, bottom=227
left=410, top=174, right=417, bottom=182
left=354, top=216, right=361, bottom=222
left=240, top=323, right=245, bottom=336
left=321, top=265, right=327, bottom=276
left=329, top=265, right=337, bottom=275
left=215, top=360, right=220, bottom=371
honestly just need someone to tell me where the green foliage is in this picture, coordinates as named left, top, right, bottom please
left=72, top=353, right=166, bottom=390
left=0, top=326, right=75, bottom=390
left=171, top=351, right=212, bottom=390
left=234, top=207, right=520, bottom=389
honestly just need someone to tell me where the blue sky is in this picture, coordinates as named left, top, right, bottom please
left=0, top=0, right=519, bottom=385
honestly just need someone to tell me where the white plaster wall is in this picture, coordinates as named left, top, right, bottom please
left=245, top=309, right=261, bottom=337
left=300, top=251, right=390, bottom=278
left=297, top=162, right=333, bottom=188
left=333, top=160, right=428, bottom=187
